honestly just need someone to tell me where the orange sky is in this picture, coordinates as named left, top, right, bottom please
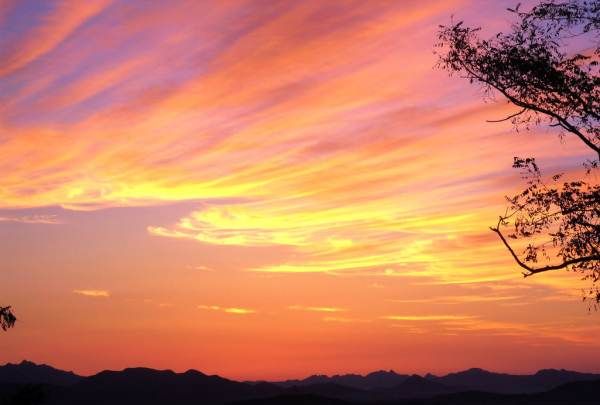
left=1, top=0, right=599, bottom=380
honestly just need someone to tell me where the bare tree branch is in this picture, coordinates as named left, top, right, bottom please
left=486, top=107, right=527, bottom=123
left=490, top=218, right=600, bottom=277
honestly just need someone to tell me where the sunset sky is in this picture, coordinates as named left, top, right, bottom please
left=1, top=0, right=599, bottom=380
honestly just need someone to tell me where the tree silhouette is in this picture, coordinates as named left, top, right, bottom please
left=436, top=1, right=599, bottom=303
left=1, top=306, right=16, bottom=331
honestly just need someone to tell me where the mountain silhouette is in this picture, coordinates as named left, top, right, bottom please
left=46, top=367, right=281, bottom=405
left=538, top=378, right=600, bottom=402
left=419, top=379, right=600, bottom=405
left=1, top=361, right=599, bottom=405
left=233, top=379, right=600, bottom=405
left=387, top=374, right=454, bottom=398
left=426, top=367, right=600, bottom=394
left=270, top=367, right=600, bottom=395
left=285, top=382, right=366, bottom=400
left=359, top=370, right=409, bottom=389
left=269, top=370, right=408, bottom=390
left=0, top=361, right=82, bottom=386
left=533, top=368, right=600, bottom=389
left=230, top=394, right=351, bottom=405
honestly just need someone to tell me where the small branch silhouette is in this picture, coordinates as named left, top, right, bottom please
left=490, top=217, right=600, bottom=277
left=0, top=306, right=16, bottom=331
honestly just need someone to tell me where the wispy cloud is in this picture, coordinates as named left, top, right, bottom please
left=0, top=1, right=110, bottom=77
left=381, top=314, right=477, bottom=321
left=186, top=265, right=215, bottom=272
left=389, top=295, right=522, bottom=304
left=323, top=316, right=370, bottom=323
left=0, top=215, right=61, bottom=224
left=197, top=305, right=255, bottom=315
left=73, top=289, right=110, bottom=298
left=224, top=307, right=256, bottom=315
left=288, top=305, right=346, bottom=313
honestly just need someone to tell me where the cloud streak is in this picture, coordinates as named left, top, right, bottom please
left=198, top=305, right=256, bottom=315
left=73, top=289, right=110, bottom=298
left=288, top=305, right=346, bottom=313
left=0, top=214, right=61, bottom=224
left=0, top=1, right=110, bottom=77
left=381, top=314, right=477, bottom=322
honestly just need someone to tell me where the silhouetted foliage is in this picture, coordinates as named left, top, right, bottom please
left=436, top=1, right=599, bottom=303
left=0, top=306, right=16, bottom=331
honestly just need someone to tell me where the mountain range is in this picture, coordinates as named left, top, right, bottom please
left=261, top=365, right=600, bottom=394
left=0, top=360, right=598, bottom=404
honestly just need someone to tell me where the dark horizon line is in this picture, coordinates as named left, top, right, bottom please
left=5, top=359, right=600, bottom=382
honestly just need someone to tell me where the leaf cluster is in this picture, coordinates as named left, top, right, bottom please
left=435, top=1, right=599, bottom=156
left=436, top=1, right=599, bottom=304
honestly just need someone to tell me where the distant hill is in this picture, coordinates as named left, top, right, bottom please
left=267, top=367, right=600, bottom=396
left=1, top=361, right=599, bottom=405
left=46, top=367, right=281, bottom=405
left=0, top=361, right=82, bottom=386
left=230, top=394, right=352, bottom=405
left=426, top=367, right=600, bottom=394
left=285, top=383, right=367, bottom=401
left=539, top=378, right=600, bottom=403
left=234, top=379, right=600, bottom=405
left=266, top=370, right=409, bottom=390
left=386, top=374, right=454, bottom=398
left=421, top=379, right=600, bottom=405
